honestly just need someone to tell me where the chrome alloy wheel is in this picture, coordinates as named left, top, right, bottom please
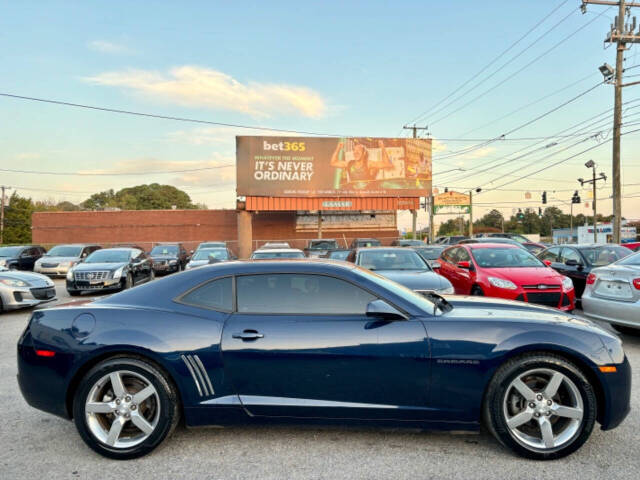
left=85, top=370, right=160, bottom=448
left=502, top=368, right=583, bottom=451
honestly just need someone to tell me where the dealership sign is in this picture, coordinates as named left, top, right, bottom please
left=236, top=136, right=431, bottom=197
left=433, top=191, right=471, bottom=214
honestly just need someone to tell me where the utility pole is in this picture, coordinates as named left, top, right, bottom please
left=570, top=190, right=581, bottom=243
left=582, top=1, right=640, bottom=243
left=579, top=160, right=607, bottom=243
left=0, top=186, right=10, bottom=245
left=402, top=124, right=429, bottom=240
left=469, top=190, right=473, bottom=237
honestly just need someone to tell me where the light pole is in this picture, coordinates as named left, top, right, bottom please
left=578, top=160, right=606, bottom=243
left=570, top=190, right=581, bottom=243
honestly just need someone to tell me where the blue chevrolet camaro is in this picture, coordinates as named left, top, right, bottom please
left=17, top=260, right=630, bottom=460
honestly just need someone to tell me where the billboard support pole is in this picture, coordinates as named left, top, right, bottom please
left=403, top=124, right=429, bottom=241
left=318, top=210, right=323, bottom=239
left=469, top=190, right=473, bottom=237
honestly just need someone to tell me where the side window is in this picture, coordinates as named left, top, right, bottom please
left=539, top=247, right=560, bottom=262
left=180, top=277, right=233, bottom=311
left=236, top=274, right=376, bottom=315
left=131, top=249, right=143, bottom=260
left=457, top=248, right=470, bottom=262
left=560, top=248, right=582, bottom=264
left=441, top=248, right=454, bottom=264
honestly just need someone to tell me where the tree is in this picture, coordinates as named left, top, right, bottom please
left=2, top=193, right=34, bottom=244
left=474, top=209, right=504, bottom=231
left=81, top=184, right=202, bottom=210
left=437, top=217, right=468, bottom=236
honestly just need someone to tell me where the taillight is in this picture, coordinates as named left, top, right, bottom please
left=633, top=278, right=640, bottom=290
left=586, top=273, right=596, bottom=285
left=35, top=349, right=56, bottom=357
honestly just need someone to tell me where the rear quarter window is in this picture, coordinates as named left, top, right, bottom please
left=179, top=277, right=233, bottom=311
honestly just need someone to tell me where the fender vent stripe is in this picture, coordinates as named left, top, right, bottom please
left=181, top=354, right=214, bottom=397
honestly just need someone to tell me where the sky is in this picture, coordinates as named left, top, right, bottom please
left=1, top=0, right=639, bottom=232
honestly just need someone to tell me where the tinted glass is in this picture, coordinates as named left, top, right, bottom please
left=309, top=240, right=338, bottom=249
left=199, top=242, right=225, bottom=249
left=151, top=245, right=178, bottom=255
left=579, top=246, right=631, bottom=266
left=193, top=249, right=229, bottom=261
left=471, top=247, right=544, bottom=268
left=457, top=248, right=471, bottom=262
left=85, top=249, right=131, bottom=263
left=236, top=274, right=376, bottom=314
left=251, top=251, right=305, bottom=259
left=328, top=250, right=350, bottom=260
left=539, top=247, right=560, bottom=262
left=45, top=245, right=83, bottom=257
left=615, top=252, right=640, bottom=266
left=181, top=277, right=232, bottom=311
left=0, top=246, right=21, bottom=256
left=560, top=248, right=582, bottom=264
left=358, top=250, right=429, bottom=271
left=414, top=247, right=444, bottom=260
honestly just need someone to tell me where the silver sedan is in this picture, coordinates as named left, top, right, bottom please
left=0, top=266, right=57, bottom=312
left=581, top=251, right=640, bottom=329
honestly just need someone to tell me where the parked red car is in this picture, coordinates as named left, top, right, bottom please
left=438, top=243, right=575, bottom=311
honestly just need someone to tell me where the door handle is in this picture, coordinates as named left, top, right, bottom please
left=232, top=330, right=264, bottom=340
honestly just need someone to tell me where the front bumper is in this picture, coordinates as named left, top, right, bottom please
left=480, top=284, right=575, bottom=311
left=582, top=291, right=640, bottom=328
left=597, top=355, right=632, bottom=430
left=34, top=264, right=73, bottom=277
left=152, top=262, right=179, bottom=273
left=0, top=285, right=56, bottom=310
left=66, top=278, right=122, bottom=292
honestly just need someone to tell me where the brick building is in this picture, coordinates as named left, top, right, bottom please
left=31, top=209, right=400, bottom=256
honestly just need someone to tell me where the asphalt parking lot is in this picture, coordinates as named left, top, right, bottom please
left=1, top=279, right=639, bottom=480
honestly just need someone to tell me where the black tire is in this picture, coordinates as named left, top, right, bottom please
left=471, top=285, right=484, bottom=296
left=484, top=353, right=597, bottom=460
left=72, top=356, right=180, bottom=460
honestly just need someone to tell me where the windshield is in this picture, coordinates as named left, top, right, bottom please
left=358, top=250, right=430, bottom=271
left=615, top=252, right=640, bottom=266
left=198, top=242, right=225, bottom=249
left=580, top=246, right=632, bottom=266
left=471, top=247, right=544, bottom=268
left=85, top=250, right=131, bottom=263
left=352, top=267, right=438, bottom=313
left=508, top=234, right=530, bottom=243
left=415, top=247, right=444, bottom=260
left=309, top=240, right=338, bottom=249
left=193, top=249, right=228, bottom=261
left=328, top=250, right=350, bottom=260
left=0, top=246, right=22, bottom=257
left=151, top=245, right=178, bottom=256
left=45, top=245, right=83, bottom=257
left=252, top=251, right=305, bottom=259
left=356, top=240, right=381, bottom=247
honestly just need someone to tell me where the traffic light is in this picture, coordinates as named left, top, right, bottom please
left=517, top=208, right=525, bottom=221
left=571, top=191, right=581, bottom=204
left=542, top=191, right=547, bottom=204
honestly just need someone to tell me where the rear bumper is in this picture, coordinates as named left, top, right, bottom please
left=582, top=293, right=640, bottom=327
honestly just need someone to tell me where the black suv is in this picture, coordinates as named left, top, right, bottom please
left=0, top=245, right=46, bottom=271
left=149, top=243, right=190, bottom=274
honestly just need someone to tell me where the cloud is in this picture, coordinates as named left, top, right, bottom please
left=77, top=155, right=237, bottom=189
left=15, top=152, right=42, bottom=160
left=87, top=40, right=134, bottom=55
left=84, top=66, right=327, bottom=118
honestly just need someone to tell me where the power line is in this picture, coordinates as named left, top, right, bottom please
left=0, top=163, right=235, bottom=176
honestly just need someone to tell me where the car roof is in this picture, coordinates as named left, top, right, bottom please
left=355, top=246, right=418, bottom=252
left=98, top=247, right=136, bottom=252
left=462, top=243, right=520, bottom=249
left=253, top=248, right=304, bottom=253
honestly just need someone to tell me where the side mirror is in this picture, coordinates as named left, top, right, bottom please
left=565, top=259, right=580, bottom=267
left=543, top=259, right=552, bottom=266
left=457, top=261, right=471, bottom=269
left=430, top=260, right=441, bottom=269
left=366, top=299, right=406, bottom=321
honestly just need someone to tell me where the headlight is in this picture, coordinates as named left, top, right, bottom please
left=437, top=285, right=455, bottom=294
left=562, top=276, right=574, bottom=290
left=488, top=276, right=517, bottom=290
left=66, top=268, right=74, bottom=280
left=0, top=259, right=6, bottom=266
left=112, top=266, right=124, bottom=280
left=0, top=278, right=30, bottom=287
left=169, top=260, right=178, bottom=265
left=59, top=261, right=73, bottom=267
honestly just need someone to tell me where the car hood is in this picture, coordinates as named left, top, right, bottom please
left=443, top=295, right=615, bottom=338
left=38, top=255, right=79, bottom=263
left=374, top=269, right=449, bottom=290
left=73, top=262, right=126, bottom=271
left=480, top=267, right=562, bottom=285
left=0, top=270, right=54, bottom=287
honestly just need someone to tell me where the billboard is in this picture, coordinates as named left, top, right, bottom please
left=236, top=136, right=431, bottom=197
left=433, top=191, right=470, bottom=214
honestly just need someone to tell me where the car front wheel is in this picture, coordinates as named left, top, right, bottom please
left=484, top=353, right=596, bottom=460
left=72, top=357, right=180, bottom=459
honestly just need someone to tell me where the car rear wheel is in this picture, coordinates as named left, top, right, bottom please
left=484, top=353, right=596, bottom=460
left=73, top=357, right=180, bottom=459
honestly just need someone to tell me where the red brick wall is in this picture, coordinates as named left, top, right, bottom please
left=32, top=209, right=399, bottom=253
